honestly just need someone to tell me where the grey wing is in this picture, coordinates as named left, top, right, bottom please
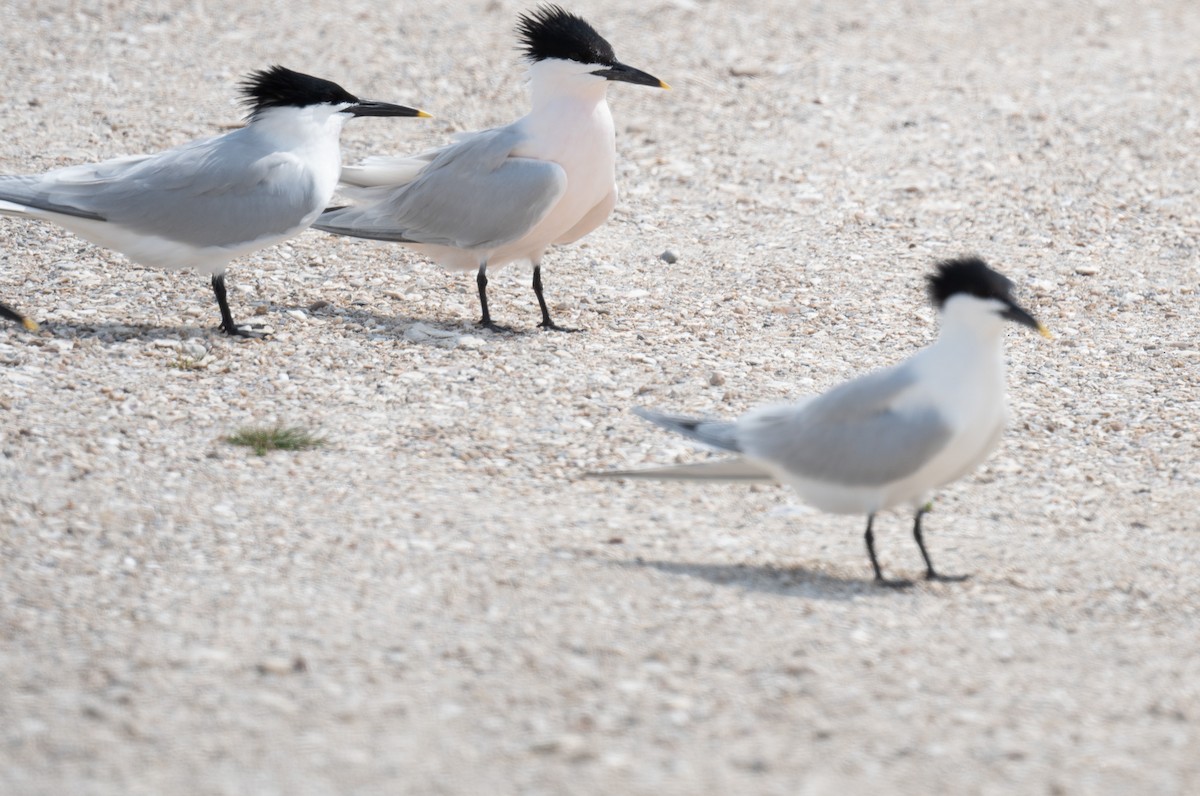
left=339, top=128, right=491, bottom=189
left=315, top=126, right=566, bottom=250
left=0, top=174, right=107, bottom=220
left=738, top=362, right=953, bottom=486
left=339, top=153, right=439, bottom=189
left=2, top=131, right=319, bottom=247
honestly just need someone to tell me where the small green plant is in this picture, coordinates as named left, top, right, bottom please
left=226, top=425, right=324, bottom=456
left=168, top=357, right=205, bottom=371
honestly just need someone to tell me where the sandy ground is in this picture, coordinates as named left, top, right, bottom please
left=1, top=0, right=1198, bottom=793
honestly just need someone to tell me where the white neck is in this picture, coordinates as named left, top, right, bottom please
left=527, top=59, right=611, bottom=112
left=246, top=104, right=350, bottom=151
left=242, top=104, right=351, bottom=213
left=935, top=294, right=1008, bottom=349
left=918, top=295, right=1009, bottom=406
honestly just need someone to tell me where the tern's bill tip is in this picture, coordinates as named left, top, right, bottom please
left=1038, top=323, right=1052, bottom=340
left=658, top=79, right=672, bottom=90
left=416, top=109, right=433, bottom=119
left=22, top=318, right=39, bottom=331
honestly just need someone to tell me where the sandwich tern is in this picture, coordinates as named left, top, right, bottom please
left=315, top=4, right=669, bottom=331
left=591, top=257, right=1052, bottom=587
left=0, top=66, right=427, bottom=335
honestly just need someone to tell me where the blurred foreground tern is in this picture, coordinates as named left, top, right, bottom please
left=0, top=66, right=427, bottom=335
left=315, top=4, right=669, bottom=331
left=591, top=258, right=1052, bottom=587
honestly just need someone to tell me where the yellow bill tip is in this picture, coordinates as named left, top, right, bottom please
left=22, top=318, right=39, bottom=332
left=416, top=109, right=433, bottom=119
left=1038, top=323, right=1052, bottom=340
left=659, top=79, right=672, bottom=91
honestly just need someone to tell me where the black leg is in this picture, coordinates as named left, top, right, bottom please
left=476, top=262, right=510, bottom=332
left=864, top=514, right=912, bottom=588
left=532, top=263, right=578, bottom=332
left=913, top=504, right=969, bottom=582
left=211, top=274, right=262, bottom=338
left=0, top=301, right=38, bottom=331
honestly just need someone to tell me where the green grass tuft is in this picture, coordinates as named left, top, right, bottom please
left=226, top=425, right=325, bottom=456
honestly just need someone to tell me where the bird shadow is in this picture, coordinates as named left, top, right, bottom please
left=21, top=320, right=220, bottom=342
left=5, top=299, right=550, bottom=345
left=323, top=305, right=542, bottom=340
left=10, top=307, right=519, bottom=346
left=609, top=557, right=898, bottom=601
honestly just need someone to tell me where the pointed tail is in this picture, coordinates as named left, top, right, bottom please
left=587, top=458, right=774, bottom=483
left=633, top=406, right=743, bottom=453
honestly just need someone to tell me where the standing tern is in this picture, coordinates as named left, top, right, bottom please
left=0, top=66, right=427, bottom=336
left=315, top=4, right=669, bottom=331
left=591, top=258, right=1052, bottom=587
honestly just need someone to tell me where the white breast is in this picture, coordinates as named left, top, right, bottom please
left=880, top=339, right=1008, bottom=509
left=490, top=98, right=617, bottom=267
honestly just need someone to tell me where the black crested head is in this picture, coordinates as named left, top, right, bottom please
left=927, top=256, right=1015, bottom=308
left=240, top=66, right=359, bottom=116
left=517, top=4, right=616, bottom=66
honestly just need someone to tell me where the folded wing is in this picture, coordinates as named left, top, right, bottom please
left=739, top=363, right=953, bottom=487
left=315, top=126, right=567, bottom=250
left=0, top=131, right=318, bottom=249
